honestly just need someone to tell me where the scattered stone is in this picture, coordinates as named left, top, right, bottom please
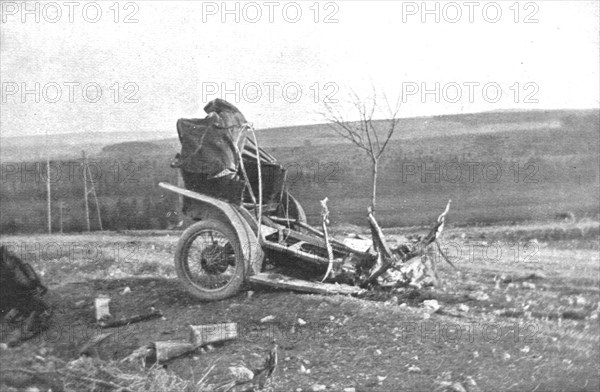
left=94, top=295, right=112, bottom=321
left=408, top=365, right=421, bottom=373
left=121, top=286, right=131, bottom=295
left=377, top=375, right=387, bottom=383
left=375, top=349, right=382, bottom=355
left=422, top=299, right=441, bottom=313
left=298, top=318, right=307, bottom=326
left=260, top=315, right=275, bottom=323
left=502, top=352, right=511, bottom=360
left=311, top=384, right=326, bottom=391
left=523, top=272, right=546, bottom=281
left=0, top=343, right=9, bottom=351
left=521, top=346, right=530, bottom=353
left=449, top=382, right=467, bottom=392
left=229, top=365, right=254, bottom=381
left=436, top=381, right=453, bottom=390
left=575, top=296, right=587, bottom=306
left=247, top=290, right=254, bottom=299
left=343, top=388, right=356, bottom=392
left=468, top=291, right=489, bottom=301
left=457, top=304, right=469, bottom=312
left=464, top=376, right=478, bottom=388
left=522, top=282, right=536, bottom=290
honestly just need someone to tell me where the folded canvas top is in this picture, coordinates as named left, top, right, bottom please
left=176, top=99, right=248, bottom=176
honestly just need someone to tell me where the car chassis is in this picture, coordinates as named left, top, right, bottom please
left=160, top=99, right=451, bottom=301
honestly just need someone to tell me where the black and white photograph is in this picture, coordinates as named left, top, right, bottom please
left=1, top=1, right=598, bottom=391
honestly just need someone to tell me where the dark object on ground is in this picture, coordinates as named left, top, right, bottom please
left=97, top=308, right=162, bottom=328
left=0, top=245, right=51, bottom=346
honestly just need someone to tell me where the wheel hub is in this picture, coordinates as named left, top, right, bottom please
left=200, top=242, right=234, bottom=275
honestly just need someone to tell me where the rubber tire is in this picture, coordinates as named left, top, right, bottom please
left=174, top=219, right=246, bottom=301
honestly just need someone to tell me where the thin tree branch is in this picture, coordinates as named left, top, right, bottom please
left=369, top=87, right=382, bottom=154
left=376, top=93, right=401, bottom=160
left=323, top=103, right=370, bottom=153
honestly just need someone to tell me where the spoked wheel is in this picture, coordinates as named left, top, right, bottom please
left=174, top=219, right=246, bottom=301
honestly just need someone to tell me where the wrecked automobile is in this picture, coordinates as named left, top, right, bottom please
left=160, top=99, right=452, bottom=301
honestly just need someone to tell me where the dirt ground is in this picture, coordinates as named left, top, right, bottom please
left=1, top=221, right=599, bottom=392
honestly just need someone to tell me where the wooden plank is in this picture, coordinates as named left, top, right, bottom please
left=244, top=202, right=280, bottom=213
left=248, top=272, right=363, bottom=295
left=267, top=216, right=296, bottom=224
left=98, top=309, right=163, bottom=328
left=267, top=218, right=371, bottom=258
left=278, top=227, right=332, bottom=250
left=189, top=323, right=238, bottom=346
left=287, top=241, right=306, bottom=252
left=261, top=241, right=336, bottom=265
left=159, top=182, right=230, bottom=207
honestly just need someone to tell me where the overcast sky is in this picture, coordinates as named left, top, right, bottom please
left=1, top=1, right=598, bottom=137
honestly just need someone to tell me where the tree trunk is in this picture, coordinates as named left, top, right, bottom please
left=371, top=159, right=378, bottom=212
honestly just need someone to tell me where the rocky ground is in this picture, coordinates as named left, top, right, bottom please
left=1, top=221, right=598, bottom=391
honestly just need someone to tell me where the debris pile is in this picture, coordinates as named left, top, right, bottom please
left=318, top=199, right=456, bottom=292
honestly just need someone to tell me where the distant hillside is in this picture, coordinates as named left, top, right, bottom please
left=1, top=109, right=597, bottom=161
left=0, top=130, right=171, bottom=162
left=1, top=109, right=598, bottom=233
left=101, top=141, right=163, bottom=156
